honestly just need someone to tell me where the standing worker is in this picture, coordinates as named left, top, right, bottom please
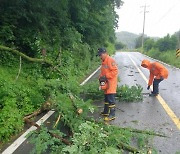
left=97, top=48, right=118, bottom=121
left=141, top=59, right=168, bottom=96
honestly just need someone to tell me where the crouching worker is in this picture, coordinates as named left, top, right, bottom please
left=141, top=59, right=168, bottom=96
left=97, top=48, right=118, bottom=121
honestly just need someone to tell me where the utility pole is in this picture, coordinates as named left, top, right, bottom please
left=141, top=4, right=149, bottom=53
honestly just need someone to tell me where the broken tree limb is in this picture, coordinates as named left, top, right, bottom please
left=86, top=118, right=168, bottom=138
left=23, top=101, right=52, bottom=120
left=120, top=127, right=168, bottom=138
left=24, top=118, right=71, bottom=145
left=0, top=45, right=52, bottom=64
left=53, top=114, right=61, bottom=128
left=68, top=93, right=83, bottom=115
left=24, top=118, right=41, bottom=129
left=0, top=45, right=62, bottom=74
left=117, top=141, right=139, bottom=153
left=48, top=131, right=71, bottom=145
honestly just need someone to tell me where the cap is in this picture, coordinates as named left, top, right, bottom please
left=96, top=48, right=107, bottom=56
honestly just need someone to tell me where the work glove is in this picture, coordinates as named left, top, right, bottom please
left=147, top=85, right=150, bottom=90
left=99, top=76, right=108, bottom=83
left=160, top=76, right=164, bottom=80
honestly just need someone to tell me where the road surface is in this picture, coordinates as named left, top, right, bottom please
left=113, top=52, right=180, bottom=153
left=91, top=51, right=180, bottom=153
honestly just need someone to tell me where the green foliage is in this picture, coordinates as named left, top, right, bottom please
left=29, top=127, right=65, bottom=154
left=0, top=1, right=155, bottom=153
left=147, top=49, right=180, bottom=68
left=136, top=32, right=179, bottom=68
left=81, top=81, right=143, bottom=102
left=81, top=81, right=104, bottom=101
left=0, top=98, right=23, bottom=141
left=115, top=41, right=126, bottom=50
left=116, top=84, right=143, bottom=102
left=30, top=120, right=154, bottom=154
left=61, top=121, right=122, bottom=154
left=0, top=0, right=123, bottom=58
left=155, top=34, right=177, bottom=52
left=135, top=35, right=150, bottom=49
left=54, top=93, right=95, bottom=131
left=136, top=33, right=178, bottom=52
left=0, top=67, right=45, bottom=141
left=144, top=38, right=155, bottom=52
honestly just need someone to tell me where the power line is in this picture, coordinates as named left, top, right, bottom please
left=155, top=1, right=179, bottom=25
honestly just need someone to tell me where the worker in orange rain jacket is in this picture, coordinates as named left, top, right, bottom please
left=141, top=59, right=168, bottom=96
left=97, top=48, right=118, bottom=121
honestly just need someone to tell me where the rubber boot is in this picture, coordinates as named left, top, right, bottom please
left=149, top=93, right=158, bottom=97
left=150, top=79, right=162, bottom=96
left=104, top=104, right=116, bottom=121
left=101, top=102, right=109, bottom=116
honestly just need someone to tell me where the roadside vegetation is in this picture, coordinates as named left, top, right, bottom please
left=0, top=0, right=167, bottom=153
left=135, top=32, right=180, bottom=68
left=0, top=0, right=119, bottom=142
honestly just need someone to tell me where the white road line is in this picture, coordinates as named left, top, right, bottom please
left=2, top=66, right=101, bottom=154
left=80, top=66, right=101, bottom=85
left=2, top=111, right=55, bottom=154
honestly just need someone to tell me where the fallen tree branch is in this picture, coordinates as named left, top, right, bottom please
left=53, top=114, right=61, bottom=128
left=86, top=118, right=168, bottom=138
left=0, top=45, right=62, bottom=74
left=23, top=101, right=52, bottom=120
left=120, top=127, right=168, bottom=138
left=68, top=93, right=83, bottom=115
left=48, top=131, right=71, bottom=145
left=117, top=141, right=139, bottom=153
left=24, top=118, right=71, bottom=145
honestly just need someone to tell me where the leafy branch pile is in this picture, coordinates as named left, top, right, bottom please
left=81, top=81, right=143, bottom=102
left=116, top=84, right=143, bottom=102
left=26, top=81, right=160, bottom=153
left=30, top=120, right=160, bottom=154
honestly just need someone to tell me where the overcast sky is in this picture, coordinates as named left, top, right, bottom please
left=115, top=0, right=180, bottom=37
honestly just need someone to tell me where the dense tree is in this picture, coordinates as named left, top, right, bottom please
left=115, top=41, right=126, bottom=50
left=0, top=0, right=123, bottom=58
left=135, top=33, right=178, bottom=52
left=144, top=38, right=155, bottom=51
left=135, top=35, right=148, bottom=49
left=155, top=34, right=177, bottom=52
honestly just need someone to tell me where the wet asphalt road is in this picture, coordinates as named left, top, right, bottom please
left=112, top=52, right=180, bottom=153
left=1, top=52, right=180, bottom=154
left=91, top=52, right=180, bottom=153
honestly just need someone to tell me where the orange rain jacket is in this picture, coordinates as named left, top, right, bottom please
left=141, top=60, right=168, bottom=86
left=100, top=55, right=118, bottom=94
